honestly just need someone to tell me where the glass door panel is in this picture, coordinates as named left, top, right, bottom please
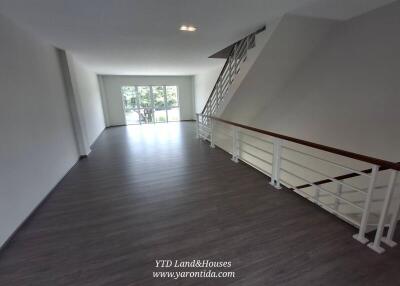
left=166, top=86, right=179, bottom=108
left=137, top=86, right=154, bottom=124
left=121, top=86, right=140, bottom=124
left=167, top=107, right=180, bottom=122
left=152, top=86, right=167, bottom=123
left=166, top=86, right=180, bottom=121
left=138, top=86, right=151, bottom=109
left=139, top=108, right=154, bottom=124
left=121, top=85, right=180, bottom=124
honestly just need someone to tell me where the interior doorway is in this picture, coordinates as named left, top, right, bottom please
left=121, top=85, right=180, bottom=125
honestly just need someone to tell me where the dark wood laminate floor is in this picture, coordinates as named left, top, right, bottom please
left=0, top=122, right=399, bottom=286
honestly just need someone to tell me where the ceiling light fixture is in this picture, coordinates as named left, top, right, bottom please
left=180, top=25, right=196, bottom=32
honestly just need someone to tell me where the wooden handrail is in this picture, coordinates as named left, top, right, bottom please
left=294, top=166, right=383, bottom=190
left=198, top=114, right=400, bottom=171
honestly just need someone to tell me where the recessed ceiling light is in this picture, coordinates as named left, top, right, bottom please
left=180, top=25, right=196, bottom=32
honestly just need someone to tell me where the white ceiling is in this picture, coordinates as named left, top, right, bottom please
left=0, top=0, right=396, bottom=75
left=294, top=0, right=397, bottom=20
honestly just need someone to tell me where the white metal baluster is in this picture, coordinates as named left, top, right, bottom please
left=234, top=44, right=239, bottom=74
left=275, top=139, right=282, bottom=189
left=210, top=94, right=216, bottom=115
left=196, top=114, right=200, bottom=139
left=200, top=116, right=205, bottom=140
left=315, top=185, right=320, bottom=204
left=219, top=80, right=222, bottom=110
left=270, top=139, right=282, bottom=189
left=382, top=171, right=400, bottom=247
left=219, top=76, right=224, bottom=105
left=210, top=118, right=215, bottom=148
left=368, top=170, right=398, bottom=253
left=244, top=36, right=249, bottom=61
left=269, top=141, right=276, bottom=187
left=229, top=56, right=233, bottom=84
left=213, top=84, right=218, bottom=112
left=353, top=165, right=379, bottom=244
left=231, top=127, right=239, bottom=163
left=334, top=182, right=343, bottom=211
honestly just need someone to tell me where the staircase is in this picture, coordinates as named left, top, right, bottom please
left=196, top=16, right=400, bottom=256
left=201, top=27, right=264, bottom=119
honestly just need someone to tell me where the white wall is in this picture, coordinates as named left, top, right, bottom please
left=101, top=75, right=195, bottom=126
left=215, top=19, right=282, bottom=117
left=194, top=65, right=223, bottom=114
left=222, top=2, right=400, bottom=161
left=0, top=14, right=79, bottom=246
left=251, top=2, right=400, bottom=161
left=222, top=15, right=337, bottom=124
left=66, top=54, right=105, bottom=148
left=216, top=2, right=400, bottom=222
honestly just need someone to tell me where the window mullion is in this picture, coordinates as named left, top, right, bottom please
left=149, top=85, right=155, bottom=124
left=135, top=85, right=141, bottom=125
left=163, top=85, right=168, bottom=123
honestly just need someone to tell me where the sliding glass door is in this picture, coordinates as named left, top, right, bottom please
left=166, top=86, right=180, bottom=122
left=121, top=85, right=180, bottom=125
left=137, top=86, right=153, bottom=124
left=152, top=86, right=167, bottom=123
left=121, top=86, right=139, bottom=124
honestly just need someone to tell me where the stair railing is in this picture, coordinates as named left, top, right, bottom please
left=196, top=113, right=400, bottom=254
left=201, top=32, right=257, bottom=120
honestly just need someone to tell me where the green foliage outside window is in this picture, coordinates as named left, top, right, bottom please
left=166, top=86, right=178, bottom=108
left=121, top=86, right=138, bottom=112
left=121, top=85, right=179, bottom=124
left=152, top=86, right=166, bottom=111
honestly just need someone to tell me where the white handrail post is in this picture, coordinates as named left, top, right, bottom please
left=210, top=118, right=215, bottom=148
left=368, top=170, right=398, bottom=253
left=353, top=165, right=379, bottom=244
left=275, top=139, right=282, bottom=189
left=270, top=138, right=282, bottom=189
left=315, top=186, right=320, bottom=204
left=382, top=171, right=400, bottom=247
left=231, top=127, right=239, bottom=163
left=334, top=182, right=343, bottom=211
left=269, top=141, right=276, bottom=187
left=196, top=114, right=200, bottom=139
